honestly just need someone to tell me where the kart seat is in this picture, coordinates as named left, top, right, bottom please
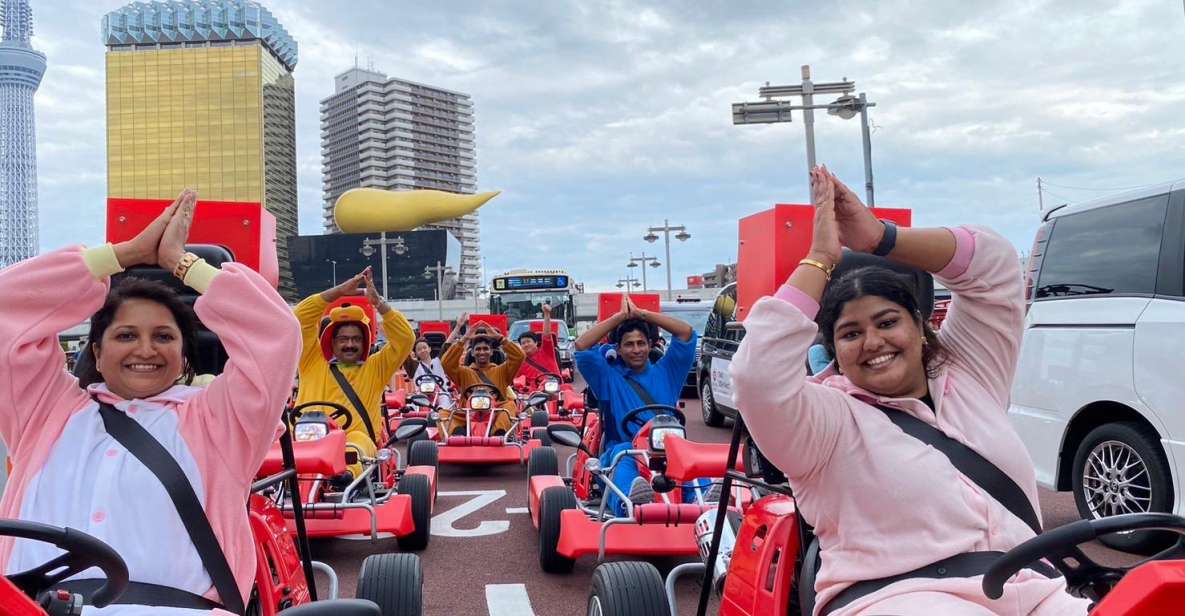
left=633, top=503, right=716, bottom=525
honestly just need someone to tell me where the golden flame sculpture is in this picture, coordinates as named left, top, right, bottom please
left=333, top=188, right=501, bottom=233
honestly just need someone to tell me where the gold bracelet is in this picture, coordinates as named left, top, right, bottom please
left=798, top=257, right=835, bottom=280
left=172, top=252, right=199, bottom=280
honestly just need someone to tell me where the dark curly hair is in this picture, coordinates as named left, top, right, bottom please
left=77, top=277, right=200, bottom=389
left=609, top=318, right=659, bottom=346
left=817, top=266, right=947, bottom=378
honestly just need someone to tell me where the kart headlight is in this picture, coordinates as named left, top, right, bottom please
left=294, top=422, right=329, bottom=442
left=649, top=426, right=686, bottom=452
left=585, top=457, right=602, bottom=473
left=376, top=448, right=393, bottom=462
left=419, top=381, right=437, bottom=394
left=543, top=379, right=560, bottom=394
left=470, top=395, right=492, bottom=410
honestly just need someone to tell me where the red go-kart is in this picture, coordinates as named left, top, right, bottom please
left=256, top=400, right=438, bottom=551
left=513, top=373, right=586, bottom=439
left=526, top=404, right=735, bottom=574
left=1, top=429, right=423, bottom=616
left=427, top=383, right=545, bottom=466
left=387, top=373, right=453, bottom=439
left=584, top=431, right=1185, bottom=616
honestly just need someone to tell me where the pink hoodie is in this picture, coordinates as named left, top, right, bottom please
left=0, top=246, right=300, bottom=612
left=731, top=227, right=1090, bottom=615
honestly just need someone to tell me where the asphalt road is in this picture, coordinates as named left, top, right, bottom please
left=312, top=399, right=1138, bottom=616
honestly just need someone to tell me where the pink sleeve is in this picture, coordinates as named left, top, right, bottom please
left=0, top=248, right=104, bottom=451
left=183, top=264, right=301, bottom=482
left=934, top=226, right=1025, bottom=407
left=730, top=294, right=851, bottom=481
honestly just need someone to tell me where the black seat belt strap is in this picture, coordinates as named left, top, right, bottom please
left=329, top=364, right=378, bottom=443
left=875, top=405, right=1043, bottom=534
left=96, top=402, right=244, bottom=615
left=624, top=378, right=658, bottom=406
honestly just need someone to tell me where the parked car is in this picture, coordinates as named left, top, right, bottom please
left=659, top=299, right=712, bottom=399
left=1010, top=180, right=1185, bottom=553
left=698, top=283, right=741, bottom=426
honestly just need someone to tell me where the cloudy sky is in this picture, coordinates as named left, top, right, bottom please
left=28, top=0, right=1185, bottom=291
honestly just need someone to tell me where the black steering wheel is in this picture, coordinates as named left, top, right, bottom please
left=619, top=404, right=685, bottom=440
left=982, top=512, right=1185, bottom=603
left=462, top=383, right=503, bottom=402
left=1, top=519, right=129, bottom=608
left=288, top=400, right=353, bottom=431
left=416, top=373, right=446, bottom=388
left=535, top=373, right=562, bottom=387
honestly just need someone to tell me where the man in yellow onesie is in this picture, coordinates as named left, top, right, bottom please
left=294, top=267, right=414, bottom=478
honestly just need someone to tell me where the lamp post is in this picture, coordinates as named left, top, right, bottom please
left=616, top=275, right=641, bottom=290
left=327, top=259, right=337, bottom=286
left=626, top=252, right=661, bottom=292
left=359, top=233, right=408, bottom=298
left=644, top=220, right=690, bottom=300
left=424, top=261, right=455, bottom=320
left=731, top=65, right=877, bottom=206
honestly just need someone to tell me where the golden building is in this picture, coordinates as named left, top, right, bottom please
left=102, top=1, right=298, bottom=297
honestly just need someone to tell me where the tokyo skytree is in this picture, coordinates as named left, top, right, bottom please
left=0, top=0, right=45, bottom=268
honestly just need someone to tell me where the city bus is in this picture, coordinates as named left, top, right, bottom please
left=488, top=269, right=578, bottom=327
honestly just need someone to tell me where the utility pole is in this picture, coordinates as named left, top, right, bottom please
left=627, top=253, right=661, bottom=292
left=1037, top=177, right=1045, bottom=211
left=644, top=219, right=691, bottom=301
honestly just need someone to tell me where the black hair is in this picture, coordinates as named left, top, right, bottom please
left=817, top=266, right=947, bottom=378
left=470, top=336, right=496, bottom=349
left=609, top=318, right=659, bottom=346
left=78, top=277, right=200, bottom=389
left=518, top=332, right=541, bottom=345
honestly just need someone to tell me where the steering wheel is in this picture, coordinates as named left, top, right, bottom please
left=619, top=404, right=685, bottom=440
left=416, top=373, right=446, bottom=387
left=982, top=512, right=1185, bottom=603
left=288, top=400, right=353, bottom=431
left=534, top=373, right=562, bottom=387
left=462, top=383, right=503, bottom=402
left=1, top=520, right=129, bottom=608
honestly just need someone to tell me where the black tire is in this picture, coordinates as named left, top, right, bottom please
left=701, top=378, right=725, bottom=427
left=528, top=446, right=559, bottom=478
left=396, top=473, right=432, bottom=552
left=587, top=561, right=669, bottom=616
left=406, top=429, right=429, bottom=444
left=539, top=486, right=577, bottom=573
left=356, top=553, right=423, bottom=616
left=531, top=410, right=550, bottom=428
left=531, top=427, right=552, bottom=446
left=406, top=439, right=438, bottom=468
left=1072, top=421, right=1175, bottom=554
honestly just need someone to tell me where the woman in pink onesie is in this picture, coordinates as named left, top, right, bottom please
left=0, top=190, right=301, bottom=614
left=730, top=168, right=1091, bottom=615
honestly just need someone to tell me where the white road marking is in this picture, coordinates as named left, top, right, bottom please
left=486, top=583, right=536, bottom=616
left=432, top=489, right=510, bottom=537
left=505, top=507, right=529, bottom=514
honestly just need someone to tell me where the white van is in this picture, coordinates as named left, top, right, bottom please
left=1010, top=180, right=1185, bottom=552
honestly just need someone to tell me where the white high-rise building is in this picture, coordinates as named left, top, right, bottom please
left=0, top=0, right=45, bottom=268
left=321, top=67, right=480, bottom=294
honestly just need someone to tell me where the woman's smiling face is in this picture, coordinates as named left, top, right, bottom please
left=831, top=295, right=928, bottom=399
left=93, top=298, right=185, bottom=399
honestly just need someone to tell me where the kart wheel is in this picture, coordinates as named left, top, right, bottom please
left=539, top=486, right=577, bottom=573
left=531, top=427, right=552, bottom=446
left=587, top=561, right=669, bottom=616
left=356, top=553, right=423, bottom=616
left=396, top=474, right=432, bottom=552
left=407, top=439, right=439, bottom=468
left=1072, top=421, right=1175, bottom=554
left=406, top=429, right=429, bottom=444
left=701, top=379, right=725, bottom=427
left=528, top=446, right=559, bottom=478
left=531, top=410, right=550, bottom=428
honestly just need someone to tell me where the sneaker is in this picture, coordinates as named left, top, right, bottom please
left=628, top=476, right=654, bottom=506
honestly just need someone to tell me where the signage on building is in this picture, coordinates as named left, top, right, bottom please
left=686, top=275, right=705, bottom=289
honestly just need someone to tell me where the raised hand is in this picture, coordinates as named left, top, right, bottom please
left=157, top=189, right=198, bottom=270
left=825, top=167, right=884, bottom=253
left=809, top=167, right=843, bottom=265
left=542, top=303, right=552, bottom=317
left=324, top=267, right=370, bottom=301
left=114, top=190, right=187, bottom=268
left=363, top=269, right=383, bottom=305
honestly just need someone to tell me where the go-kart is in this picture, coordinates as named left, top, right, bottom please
left=1, top=427, right=424, bottom=616
left=387, top=373, right=454, bottom=438
left=513, top=373, right=586, bottom=440
left=584, top=418, right=1185, bottom=616
left=526, top=403, right=733, bottom=574
left=257, top=400, right=438, bottom=551
left=426, top=383, right=546, bottom=466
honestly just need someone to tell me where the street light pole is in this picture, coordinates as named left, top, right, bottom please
left=360, top=234, right=408, bottom=299
left=626, top=253, right=661, bottom=292
left=424, top=261, right=455, bottom=321
left=644, top=219, right=691, bottom=301
left=328, top=259, right=337, bottom=286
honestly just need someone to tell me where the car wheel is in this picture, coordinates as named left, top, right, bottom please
left=531, top=410, right=550, bottom=428
left=356, top=553, right=423, bottom=616
left=586, top=561, right=669, bottom=616
left=1072, top=421, right=1175, bottom=554
left=406, top=440, right=438, bottom=468
left=539, top=486, right=577, bottom=573
left=528, top=446, right=559, bottom=478
left=395, top=473, right=432, bottom=552
left=531, top=427, right=553, bottom=446
left=701, top=379, right=725, bottom=427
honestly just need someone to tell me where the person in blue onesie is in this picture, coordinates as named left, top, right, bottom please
left=574, top=295, right=697, bottom=516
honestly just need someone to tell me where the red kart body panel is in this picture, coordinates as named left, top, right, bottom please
left=0, top=576, right=43, bottom=616
left=467, top=314, right=508, bottom=335
left=663, top=436, right=744, bottom=482
left=418, top=321, right=453, bottom=337
left=719, top=495, right=802, bottom=616
left=1090, top=560, right=1185, bottom=616
left=438, top=438, right=542, bottom=465
left=529, top=475, right=566, bottom=529
left=259, top=430, right=347, bottom=477
left=249, top=493, right=311, bottom=615
left=555, top=509, right=699, bottom=559
left=384, top=389, right=406, bottom=411
left=280, top=466, right=435, bottom=538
